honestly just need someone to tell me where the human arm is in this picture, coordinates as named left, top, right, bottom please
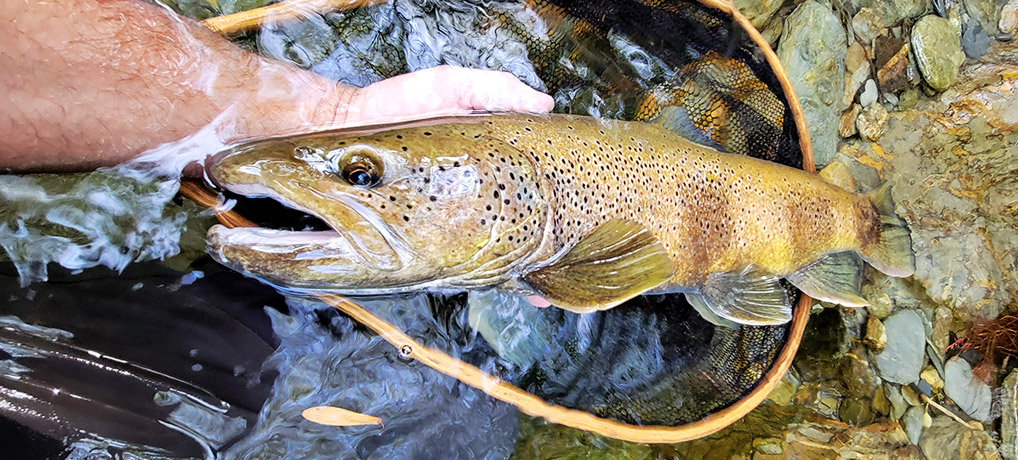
left=0, top=0, right=553, bottom=172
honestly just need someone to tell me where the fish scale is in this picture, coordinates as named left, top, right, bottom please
left=481, top=115, right=865, bottom=286
left=207, top=113, right=913, bottom=326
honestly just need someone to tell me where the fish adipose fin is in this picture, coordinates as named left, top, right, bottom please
left=686, top=266, right=792, bottom=326
left=523, top=218, right=675, bottom=314
left=861, top=183, right=916, bottom=277
left=786, top=252, right=868, bottom=307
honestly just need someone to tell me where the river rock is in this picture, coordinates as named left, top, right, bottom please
left=1003, top=369, right=1018, bottom=460
left=865, top=314, right=887, bottom=350
left=853, top=7, right=887, bottom=45
left=912, top=15, right=966, bottom=91
left=733, top=0, right=788, bottom=30
left=919, top=416, right=1001, bottom=460
left=944, top=357, right=993, bottom=422
left=835, top=41, right=1018, bottom=322
left=859, top=79, right=879, bottom=107
left=840, top=104, right=862, bottom=138
left=875, top=309, right=925, bottom=384
left=964, top=0, right=1001, bottom=35
left=903, top=405, right=926, bottom=444
left=857, top=102, right=889, bottom=140
left=850, top=0, right=931, bottom=26
left=963, top=21, right=992, bottom=58
left=777, top=1, right=848, bottom=167
left=843, top=42, right=872, bottom=107
left=874, top=35, right=912, bottom=94
left=1003, top=0, right=1018, bottom=35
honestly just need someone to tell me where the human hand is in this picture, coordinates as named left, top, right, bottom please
left=347, top=65, right=554, bottom=126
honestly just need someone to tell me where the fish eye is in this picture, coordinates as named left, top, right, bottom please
left=337, top=152, right=383, bottom=188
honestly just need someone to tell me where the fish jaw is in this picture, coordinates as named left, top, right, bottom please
left=206, top=225, right=434, bottom=294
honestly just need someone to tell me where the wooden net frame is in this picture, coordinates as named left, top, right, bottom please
left=181, top=0, right=815, bottom=443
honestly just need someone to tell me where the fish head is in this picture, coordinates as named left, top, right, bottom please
left=206, top=120, right=548, bottom=294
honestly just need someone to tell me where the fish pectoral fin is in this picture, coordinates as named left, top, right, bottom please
left=696, top=266, right=792, bottom=326
left=685, top=293, right=742, bottom=329
left=522, top=218, right=675, bottom=314
left=786, top=252, right=868, bottom=307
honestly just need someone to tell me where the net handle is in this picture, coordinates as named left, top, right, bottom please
left=187, top=0, right=815, bottom=443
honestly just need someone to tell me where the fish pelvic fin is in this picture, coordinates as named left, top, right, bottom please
left=861, top=183, right=916, bottom=278
left=689, top=266, right=792, bottom=326
left=786, top=252, right=868, bottom=307
left=522, top=218, right=675, bottom=314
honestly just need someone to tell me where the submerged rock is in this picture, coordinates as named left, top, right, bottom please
left=844, top=42, right=872, bottom=107
left=1003, top=369, right=1018, bottom=460
left=840, top=104, right=862, bottom=138
left=857, top=102, right=889, bottom=141
left=875, top=309, right=925, bottom=384
left=850, top=0, right=931, bottom=27
left=944, top=357, right=993, bottom=422
left=911, top=15, right=966, bottom=91
left=777, top=1, right=849, bottom=166
left=919, top=416, right=1001, bottom=460
left=836, top=41, right=1018, bottom=322
left=852, top=7, right=887, bottom=45
left=1003, top=0, right=1018, bottom=35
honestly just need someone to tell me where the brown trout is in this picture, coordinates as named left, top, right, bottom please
left=206, top=114, right=914, bottom=325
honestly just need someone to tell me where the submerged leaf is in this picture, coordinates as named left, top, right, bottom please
left=301, top=406, right=382, bottom=427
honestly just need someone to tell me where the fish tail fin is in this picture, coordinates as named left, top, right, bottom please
left=860, top=183, right=915, bottom=278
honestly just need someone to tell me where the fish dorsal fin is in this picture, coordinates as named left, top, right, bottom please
left=786, top=252, right=868, bottom=307
left=522, top=218, right=675, bottom=314
left=695, top=266, right=792, bottom=326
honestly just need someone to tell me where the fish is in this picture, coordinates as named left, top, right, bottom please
left=205, top=113, right=915, bottom=326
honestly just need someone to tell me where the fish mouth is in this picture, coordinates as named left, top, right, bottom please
left=205, top=171, right=408, bottom=292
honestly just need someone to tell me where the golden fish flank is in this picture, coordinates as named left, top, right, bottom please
left=206, top=114, right=915, bottom=326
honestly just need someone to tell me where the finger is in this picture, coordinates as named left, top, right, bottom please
left=439, top=66, right=553, bottom=113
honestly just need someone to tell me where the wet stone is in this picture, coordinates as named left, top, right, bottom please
left=859, top=79, right=879, bottom=107
left=874, top=35, right=912, bottom=94
left=963, top=0, right=1001, bottom=35
left=885, top=383, right=909, bottom=419
left=777, top=1, right=849, bottom=166
left=903, top=405, right=926, bottom=445
left=839, top=104, right=862, bottom=138
left=850, top=0, right=931, bottom=27
left=839, top=397, right=875, bottom=426
left=872, top=384, right=891, bottom=416
left=865, top=314, right=887, bottom=351
left=919, top=416, right=1002, bottom=460
left=853, top=7, right=887, bottom=45
left=920, top=365, right=944, bottom=394
left=843, top=42, right=872, bottom=107
left=963, top=21, right=993, bottom=58
left=767, top=371, right=801, bottom=406
left=1003, top=0, right=1018, bottom=35
left=857, top=102, right=889, bottom=141
left=1002, top=369, right=1018, bottom=460
left=875, top=309, right=925, bottom=384
left=944, top=357, right=993, bottom=422
left=733, top=0, right=788, bottom=30
left=752, top=437, right=784, bottom=455
left=911, top=15, right=966, bottom=91
left=841, top=348, right=881, bottom=398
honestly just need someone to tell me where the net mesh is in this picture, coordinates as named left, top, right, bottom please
left=191, top=0, right=807, bottom=431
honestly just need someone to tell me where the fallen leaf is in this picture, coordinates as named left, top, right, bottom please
left=302, top=406, right=383, bottom=427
